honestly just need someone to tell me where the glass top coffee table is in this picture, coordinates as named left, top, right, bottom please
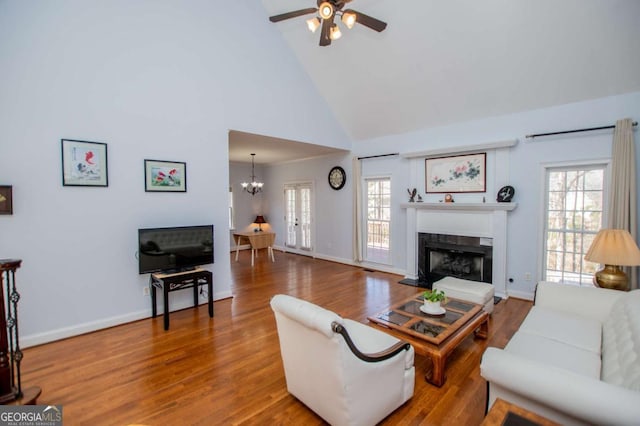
left=368, top=292, right=489, bottom=387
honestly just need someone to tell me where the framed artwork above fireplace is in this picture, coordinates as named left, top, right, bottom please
left=425, top=153, right=486, bottom=193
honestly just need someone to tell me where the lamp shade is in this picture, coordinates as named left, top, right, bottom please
left=254, top=215, right=266, bottom=225
left=584, top=229, right=640, bottom=266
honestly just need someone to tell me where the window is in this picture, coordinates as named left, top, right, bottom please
left=365, top=177, right=391, bottom=264
left=543, top=165, right=606, bottom=285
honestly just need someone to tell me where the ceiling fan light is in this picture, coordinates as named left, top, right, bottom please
left=329, top=24, right=341, bottom=40
left=342, top=11, right=356, bottom=29
left=318, top=2, right=334, bottom=20
left=306, top=17, right=320, bottom=32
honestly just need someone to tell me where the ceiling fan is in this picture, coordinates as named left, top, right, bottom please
left=269, top=0, right=387, bottom=47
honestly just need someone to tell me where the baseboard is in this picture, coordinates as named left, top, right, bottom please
left=311, top=253, right=405, bottom=276
left=21, top=289, right=233, bottom=348
left=506, top=289, right=535, bottom=301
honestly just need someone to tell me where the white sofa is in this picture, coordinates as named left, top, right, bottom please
left=481, top=281, right=640, bottom=425
left=270, top=294, right=415, bottom=426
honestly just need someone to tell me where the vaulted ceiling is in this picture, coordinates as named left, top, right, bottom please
left=260, top=0, right=640, bottom=142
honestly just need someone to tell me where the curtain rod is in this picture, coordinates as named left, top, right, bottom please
left=525, top=121, right=638, bottom=139
left=357, top=153, right=399, bottom=160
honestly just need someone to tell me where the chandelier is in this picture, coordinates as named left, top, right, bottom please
left=241, top=153, right=264, bottom=195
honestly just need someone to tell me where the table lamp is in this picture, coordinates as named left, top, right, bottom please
left=254, top=215, right=266, bottom=232
left=584, top=228, right=640, bottom=291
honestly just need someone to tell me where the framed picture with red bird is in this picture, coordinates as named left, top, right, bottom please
left=61, top=139, right=108, bottom=187
left=144, top=159, right=187, bottom=193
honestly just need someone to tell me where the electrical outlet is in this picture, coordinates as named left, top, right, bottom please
left=143, top=287, right=150, bottom=296
left=524, top=272, right=532, bottom=281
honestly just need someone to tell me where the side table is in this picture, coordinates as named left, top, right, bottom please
left=481, top=398, right=561, bottom=426
left=233, top=231, right=276, bottom=267
left=150, top=269, right=213, bottom=330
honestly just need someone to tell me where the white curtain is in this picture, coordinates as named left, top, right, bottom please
left=607, top=118, right=638, bottom=289
left=352, top=156, right=363, bottom=262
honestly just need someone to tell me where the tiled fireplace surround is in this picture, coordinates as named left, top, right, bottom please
left=403, top=203, right=516, bottom=298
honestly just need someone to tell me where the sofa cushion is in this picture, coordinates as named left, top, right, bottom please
left=601, top=290, right=640, bottom=390
left=505, top=332, right=601, bottom=378
left=519, top=306, right=602, bottom=354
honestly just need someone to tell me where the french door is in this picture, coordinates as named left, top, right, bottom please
left=284, top=182, right=313, bottom=253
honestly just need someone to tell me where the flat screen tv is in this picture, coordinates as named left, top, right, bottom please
left=138, top=225, right=214, bottom=274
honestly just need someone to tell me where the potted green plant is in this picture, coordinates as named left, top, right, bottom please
left=423, top=289, right=446, bottom=313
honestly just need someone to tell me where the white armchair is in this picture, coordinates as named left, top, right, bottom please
left=270, top=294, right=415, bottom=426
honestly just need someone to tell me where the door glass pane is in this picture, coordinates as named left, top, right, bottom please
left=365, top=177, right=391, bottom=264
left=285, top=187, right=296, bottom=247
left=300, top=186, right=312, bottom=250
left=284, top=183, right=313, bottom=251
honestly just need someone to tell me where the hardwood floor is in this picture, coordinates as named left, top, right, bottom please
left=21, top=252, right=532, bottom=425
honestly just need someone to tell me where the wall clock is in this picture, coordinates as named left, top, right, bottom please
left=328, top=166, right=346, bottom=190
left=497, top=185, right=515, bottom=202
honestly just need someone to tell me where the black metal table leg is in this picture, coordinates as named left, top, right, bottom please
left=163, top=282, right=169, bottom=331
left=150, top=276, right=157, bottom=318
left=208, top=276, right=214, bottom=317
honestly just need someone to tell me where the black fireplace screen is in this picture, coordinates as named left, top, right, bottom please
left=418, top=233, right=493, bottom=285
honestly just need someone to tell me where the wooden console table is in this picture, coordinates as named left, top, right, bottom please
left=233, top=231, right=276, bottom=267
left=150, top=269, right=213, bottom=330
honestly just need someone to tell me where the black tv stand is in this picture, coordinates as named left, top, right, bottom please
left=149, top=268, right=213, bottom=330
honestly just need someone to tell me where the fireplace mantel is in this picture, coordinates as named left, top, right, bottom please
left=403, top=202, right=517, bottom=298
left=401, top=202, right=517, bottom=212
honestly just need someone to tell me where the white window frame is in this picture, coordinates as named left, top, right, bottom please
left=538, top=159, right=610, bottom=285
left=363, top=175, right=392, bottom=265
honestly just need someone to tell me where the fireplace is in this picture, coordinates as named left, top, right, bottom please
left=402, top=202, right=515, bottom=297
left=418, top=233, right=493, bottom=286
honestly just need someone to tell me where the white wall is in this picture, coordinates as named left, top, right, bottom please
left=263, top=154, right=353, bottom=262
left=0, top=0, right=349, bottom=346
left=354, top=92, right=640, bottom=298
left=254, top=92, right=639, bottom=299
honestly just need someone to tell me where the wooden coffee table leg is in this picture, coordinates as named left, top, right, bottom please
left=425, top=354, right=446, bottom=387
left=474, top=316, right=489, bottom=339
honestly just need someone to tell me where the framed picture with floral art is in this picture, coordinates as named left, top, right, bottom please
left=61, top=139, right=108, bottom=187
left=425, top=153, right=486, bottom=193
left=144, top=159, right=187, bottom=192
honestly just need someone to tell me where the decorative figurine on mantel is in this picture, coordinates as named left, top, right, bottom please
left=416, top=194, right=423, bottom=202
left=444, top=193, right=454, bottom=203
left=407, top=188, right=417, bottom=202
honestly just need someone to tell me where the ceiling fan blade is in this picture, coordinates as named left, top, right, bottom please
left=345, top=9, right=387, bottom=32
left=269, top=8, right=317, bottom=23
left=319, top=18, right=332, bottom=46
